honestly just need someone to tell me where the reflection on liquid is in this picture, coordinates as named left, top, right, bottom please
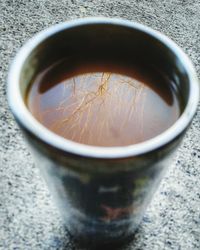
left=26, top=58, right=181, bottom=147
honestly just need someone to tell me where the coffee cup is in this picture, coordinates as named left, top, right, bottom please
left=7, top=18, right=199, bottom=245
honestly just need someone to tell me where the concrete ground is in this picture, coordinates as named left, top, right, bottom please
left=0, top=0, right=200, bottom=249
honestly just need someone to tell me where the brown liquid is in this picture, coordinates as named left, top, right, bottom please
left=26, top=58, right=181, bottom=147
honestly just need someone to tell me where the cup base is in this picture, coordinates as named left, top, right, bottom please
left=68, top=226, right=137, bottom=249
left=64, top=216, right=139, bottom=248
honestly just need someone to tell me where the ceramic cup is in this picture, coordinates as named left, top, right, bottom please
left=7, top=18, right=199, bottom=245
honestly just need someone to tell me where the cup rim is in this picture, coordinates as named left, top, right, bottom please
left=7, top=17, right=199, bottom=159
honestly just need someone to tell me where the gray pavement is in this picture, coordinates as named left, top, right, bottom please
left=0, top=0, right=200, bottom=249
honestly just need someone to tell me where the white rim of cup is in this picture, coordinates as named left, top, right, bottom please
left=7, top=17, right=199, bottom=159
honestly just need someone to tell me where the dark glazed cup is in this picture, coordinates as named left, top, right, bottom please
left=7, top=18, right=199, bottom=244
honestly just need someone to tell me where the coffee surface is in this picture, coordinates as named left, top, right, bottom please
left=26, top=58, right=181, bottom=147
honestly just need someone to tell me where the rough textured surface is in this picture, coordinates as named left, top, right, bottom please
left=0, top=0, right=200, bottom=249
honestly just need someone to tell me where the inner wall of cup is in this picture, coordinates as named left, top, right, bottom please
left=20, top=23, right=189, bottom=111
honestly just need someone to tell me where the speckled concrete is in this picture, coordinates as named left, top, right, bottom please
left=0, top=0, right=200, bottom=249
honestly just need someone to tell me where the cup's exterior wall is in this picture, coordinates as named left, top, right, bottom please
left=22, top=127, right=184, bottom=243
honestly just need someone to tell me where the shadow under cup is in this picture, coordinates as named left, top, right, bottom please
left=8, top=18, right=199, bottom=245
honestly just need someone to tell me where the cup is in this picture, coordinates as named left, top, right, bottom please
left=7, top=18, right=199, bottom=244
